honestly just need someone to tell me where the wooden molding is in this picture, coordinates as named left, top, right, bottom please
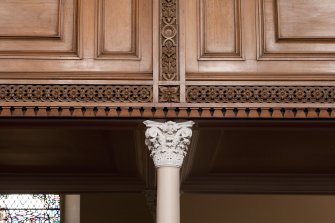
left=0, top=72, right=153, bottom=80
left=0, top=84, right=333, bottom=118
left=0, top=106, right=334, bottom=119
left=186, top=73, right=335, bottom=81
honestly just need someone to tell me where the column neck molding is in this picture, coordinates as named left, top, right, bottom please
left=144, top=120, right=194, bottom=168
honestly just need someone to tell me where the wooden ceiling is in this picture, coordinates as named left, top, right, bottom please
left=1, top=119, right=335, bottom=194
left=182, top=120, right=335, bottom=194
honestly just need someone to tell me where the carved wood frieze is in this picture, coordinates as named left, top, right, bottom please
left=0, top=0, right=334, bottom=121
left=160, top=0, right=178, bottom=81
left=0, top=85, right=153, bottom=103
left=186, top=86, right=335, bottom=103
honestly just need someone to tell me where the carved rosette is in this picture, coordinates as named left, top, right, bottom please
left=160, top=0, right=178, bottom=81
left=159, top=86, right=180, bottom=102
left=144, top=120, right=194, bottom=168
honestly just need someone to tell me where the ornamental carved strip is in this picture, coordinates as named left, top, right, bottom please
left=0, top=85, right=153, bottom=103
left=160, top=0, right=179, bottom=81
left=186, top=86, right=335, bottom=103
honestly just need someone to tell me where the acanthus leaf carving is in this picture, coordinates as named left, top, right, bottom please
left=144, top=120, right=194, bottom=168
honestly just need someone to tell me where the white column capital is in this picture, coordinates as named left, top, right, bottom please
left=143, top=120, right=195, bottom=168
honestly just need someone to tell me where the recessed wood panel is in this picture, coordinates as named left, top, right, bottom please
left=258, top=0, right=335, bottom=60
left=96, top=0, right=139, bottom=59
left=0, top=0, right=61, bottom=38
left=0, top=0, right=80, bottom=59
left=185, top=0, right=335, bottom=80
left=0, top=0, right=153, bottom=75
left=199, top=0, right=242, bottom=60
left=276, top=0, right=335, bottom=39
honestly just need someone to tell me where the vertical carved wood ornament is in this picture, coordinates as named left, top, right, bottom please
left=160, top=0, right=179, bottom=81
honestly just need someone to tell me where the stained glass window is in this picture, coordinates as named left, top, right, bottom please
left=0, top=194, right=61, bottom=223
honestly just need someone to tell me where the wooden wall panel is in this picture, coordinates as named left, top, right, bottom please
left=0, top=0, right=61, bottom=38
left=185, top=0, right=248, bottom=75
left=96, top=0, right=139, bottom=59
left=276, top=0, right=335, bottom=39
left=0, top=0, right=80, bottom=59
left=258, top=0, right=335, bottom=60
left=199, top=0, right=242, bottom=60
left=185, top=0, right=335, bottom=81
left=0, top=0, right=153, bottom=78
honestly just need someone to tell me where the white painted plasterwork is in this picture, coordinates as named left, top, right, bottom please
left=143, top=120, right=194, bottom=168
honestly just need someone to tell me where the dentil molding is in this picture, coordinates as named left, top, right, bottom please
left=144, top=120, right=194, bottom=168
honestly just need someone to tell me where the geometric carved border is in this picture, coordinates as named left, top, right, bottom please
left=0, top=85, right=152, bottom=103
left=187, top=86, right=335, bottom=103
left=0, top=82, right=334, bottom=118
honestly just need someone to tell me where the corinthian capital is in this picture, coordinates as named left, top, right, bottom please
left=143, top=120, right=195, bottom=168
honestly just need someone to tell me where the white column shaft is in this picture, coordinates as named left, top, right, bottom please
left=156, top=167, right=180, bottom=223
left=143, top=120, right=194, bottom=223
